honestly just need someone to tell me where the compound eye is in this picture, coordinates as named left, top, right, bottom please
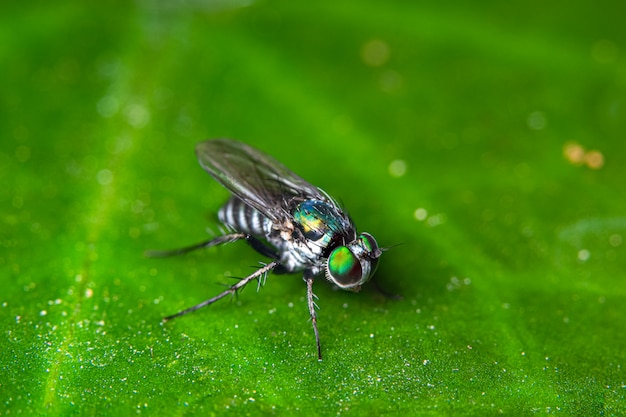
left=359, top=232, right=379, bottom=254
left=327, top=246, right=363, bottom=288
left=359, top=232, right=380, bottom=273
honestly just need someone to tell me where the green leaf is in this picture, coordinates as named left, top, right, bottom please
left=2, top=0, right=625, bottom=415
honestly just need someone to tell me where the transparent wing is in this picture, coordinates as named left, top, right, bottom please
left=196, top=139, right=329, bottom=221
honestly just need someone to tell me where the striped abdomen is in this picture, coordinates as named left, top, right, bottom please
left=218, top=197, right=271, bottom=238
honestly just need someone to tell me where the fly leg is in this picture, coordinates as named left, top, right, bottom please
left=145, top=233, right=247, bottom=258
left=163, top=261, right=279, bottom=321
left=304, top=271, right=322, bottom=361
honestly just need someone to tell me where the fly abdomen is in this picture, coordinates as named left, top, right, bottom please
left=218, top=197, right=269, bottom=237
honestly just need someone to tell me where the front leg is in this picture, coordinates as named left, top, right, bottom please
left=304, top=270, right=322, bottom=361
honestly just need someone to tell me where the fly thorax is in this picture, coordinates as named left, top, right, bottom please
left=292, top=200, right=354, bottom=254
left=267, top=199, right=354, bottom=274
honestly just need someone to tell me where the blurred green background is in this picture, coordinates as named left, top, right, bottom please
left=2, top=0, right=625, bottom=415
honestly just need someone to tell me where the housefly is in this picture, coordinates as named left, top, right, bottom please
left=148, top=139, right=384, bottom=360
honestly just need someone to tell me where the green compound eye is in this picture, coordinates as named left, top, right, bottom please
left=327, top=246, right=363, bottom=288
left=360, top=233, right=376, bottom=252
left=359, top=232, right=380, bottom=275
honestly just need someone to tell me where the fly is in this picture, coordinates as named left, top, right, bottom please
left=148, top=139, right=384, bottom=360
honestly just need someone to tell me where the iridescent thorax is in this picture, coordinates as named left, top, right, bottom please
left=293, top=200, right=353, bottom=245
